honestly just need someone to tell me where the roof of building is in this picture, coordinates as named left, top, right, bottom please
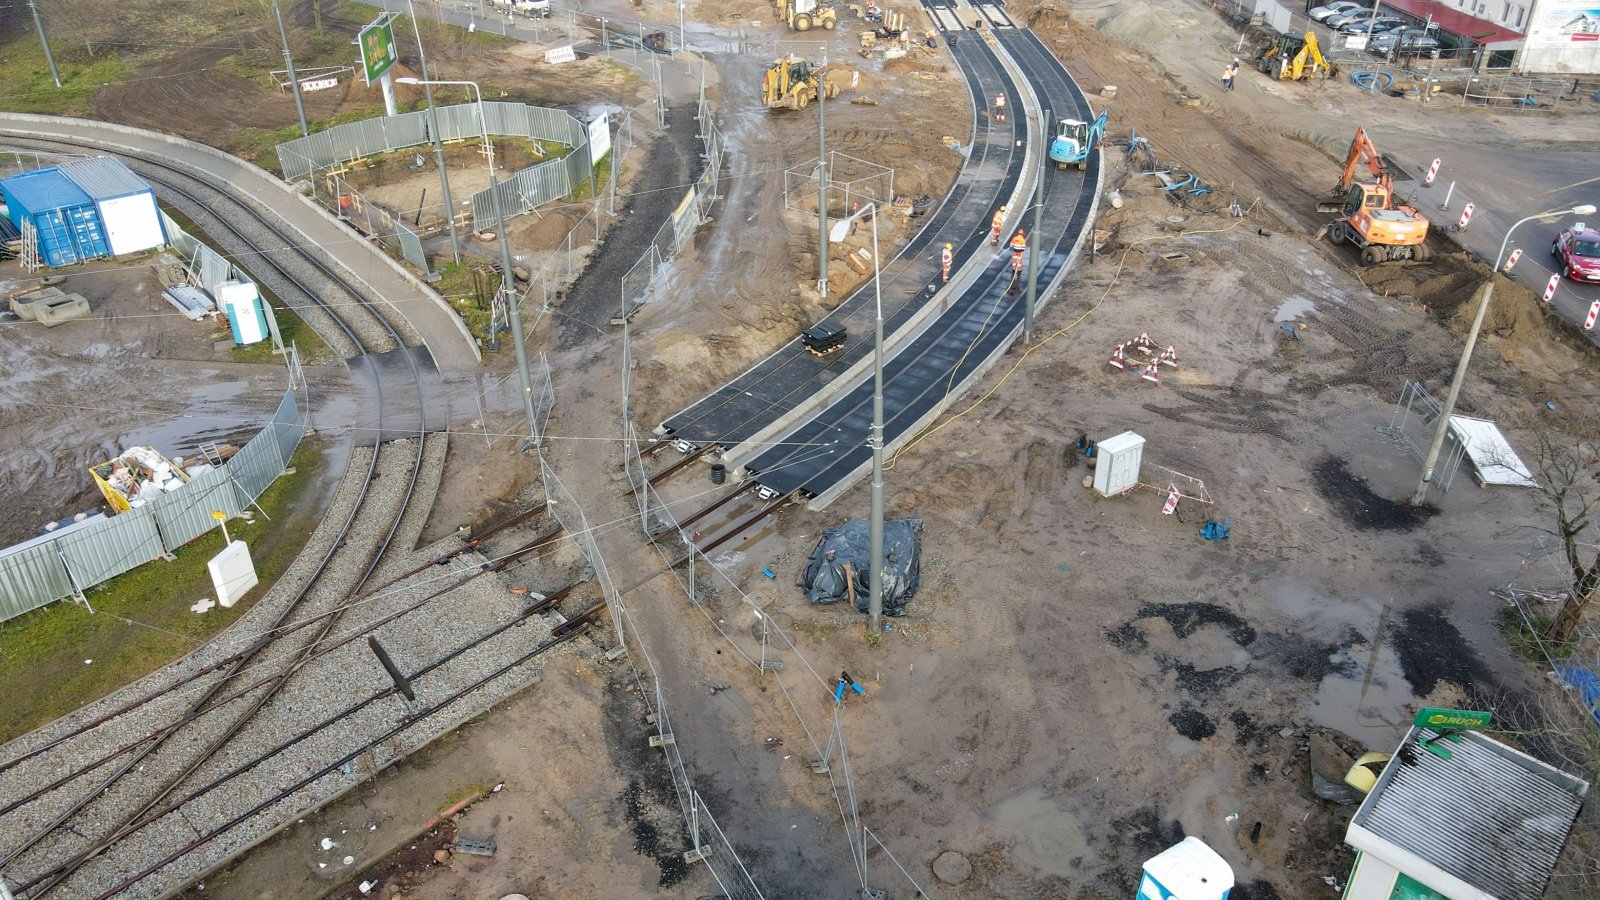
left=0, top=168, right=92, bottom=215
left=1348, top=726, right=1589, bottom=900
left=58, top=156, right=153, bottom=201
left=1382, top=0, right=1523, bottom=45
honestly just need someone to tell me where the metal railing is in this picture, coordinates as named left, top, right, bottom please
left=0, top=388, right=305, bottom=622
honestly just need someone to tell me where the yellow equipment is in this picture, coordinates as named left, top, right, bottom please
left=1258, top=32, right=1332, bottom=81
left=1317, top=127, right=1432, bottom=265
left=89, top=447, right=192, bottom=514
left=762, top=55, right=842, bottom=110
left=776, top=0, right=837, bottom=31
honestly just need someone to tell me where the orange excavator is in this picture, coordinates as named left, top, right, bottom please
left=1317, top=127, right=1431, bottom=265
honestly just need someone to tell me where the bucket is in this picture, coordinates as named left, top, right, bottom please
left=710, top=463, right=727, bottom=485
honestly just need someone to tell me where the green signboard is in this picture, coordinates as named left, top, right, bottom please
left=1413, top=708, right=1492, bottom=730
left=358, top=16, right=397, bottom=85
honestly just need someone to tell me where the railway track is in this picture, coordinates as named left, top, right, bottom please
left=0, top=136, right=579, bottom=898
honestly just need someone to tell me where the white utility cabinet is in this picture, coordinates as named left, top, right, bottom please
left=1093, top=430, right=1145, bottom=497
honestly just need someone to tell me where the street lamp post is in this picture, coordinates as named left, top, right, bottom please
left=398, top=76, right=539, bottom=442
left=1410, top=202, right=1596, bottom=505
left=404, top=0, right=462, bottom=263
left=830, top=204, right=885, bottom=636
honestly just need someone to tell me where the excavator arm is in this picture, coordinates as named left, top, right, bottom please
left=1335, top=127, right=1392, bottom=194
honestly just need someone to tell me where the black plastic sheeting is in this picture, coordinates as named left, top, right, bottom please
left=800, top=518, right=923, bottom=616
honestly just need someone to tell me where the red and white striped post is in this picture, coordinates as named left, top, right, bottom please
left=1503, top=248, right=1522, bottom=272
left=1543, top=273, right=1561, bottom=303
left=1424, top=158, right=1440, bottom=186
left=1162, top=489, right=1180, bottom=515
left=1457, top=202, right=1475, bottom=231
left=1586, top=301, right=1599, bottom=331
left=1109, top=343, right=1127, bottom=369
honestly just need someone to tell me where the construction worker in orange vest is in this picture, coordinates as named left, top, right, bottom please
left=994, top=92, right=1006, bottom=122
left=1008, top=228, right=1026, bottom=293
left=940, top=242, right=953, bottom=283
left=990, top=206, right=1006, bottom=246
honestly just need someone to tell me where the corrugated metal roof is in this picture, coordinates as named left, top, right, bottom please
left=0, top=168, right=92, bottom=215
left=1353, top=727, right=1589, bottom=900
left=58, top=156, right=152, bottom=201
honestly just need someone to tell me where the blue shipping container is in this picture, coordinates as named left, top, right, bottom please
left=58, top=157, right=167, bottom=256
left=0, top=168, right=112, bottom=268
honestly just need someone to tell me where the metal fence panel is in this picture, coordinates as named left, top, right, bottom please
left=470, top=156, right=578, bottom=232
left=0, top=542, right=74, bottom=621
left=397, top=223, right=430, bottom=274
left=55, top=506, right=165, bottom=588
left=151, top=467, right=245, bottom=550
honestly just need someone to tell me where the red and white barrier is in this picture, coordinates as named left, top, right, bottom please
left=1131, top=333, right=1157, bottom=354
left=1425, top=158, right=1440, bottom=186
left=1141, top=360, right=1161, bottom=385
left=1158, top=346, right=1180, bottom=368
left=1504, top=248, right=1522, bottom=272
left=1457, top=202, right=1475, bottom=230
left=1162, top=489, right=1180, bottom=516
left=1109, top=343, right=1127, bottom=369
left=1587, top=301, right=1599, bottom=331
left=1544, top=273, right=1561, bottom=304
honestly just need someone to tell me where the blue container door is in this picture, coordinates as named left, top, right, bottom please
left=34, top=210, right=80, bottom=267
left=66, top=204, right=110, bottom=260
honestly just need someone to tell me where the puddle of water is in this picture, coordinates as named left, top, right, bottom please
left=986, top=787, right=1090, bottom=878
left=1273, top=295, right=1317, bottom=323
left=1308, top=641, right=1413, bottom=749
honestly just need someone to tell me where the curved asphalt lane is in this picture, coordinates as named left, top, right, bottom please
left=660, top=34, right=1026, bottom=446
left=743, top=27, right=1096, bottom=498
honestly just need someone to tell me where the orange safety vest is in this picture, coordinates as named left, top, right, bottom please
left=1010, top=232, right=1027, bottom=252
left=995, top=94, right=1005, bottom=108
left=941, top=247, right=952, bottom=267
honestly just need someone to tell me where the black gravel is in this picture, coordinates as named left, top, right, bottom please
left=557, top=101, right=705, bottom=346
left=1311, top=454, right=1435, bottom=532
left=1391, top=605, right=1495, bottom=697
left=1169, top=705, right=1217, bottom=740
left=602, top=677, right=691, bottom=887
left=1139, top=602, right=1258, bottom=646
left=1109, top=807, right=1186, bottom=855
left=1229, top=709, right=1279, bottom=748
left=1169, top=660, right=1247, bottom=697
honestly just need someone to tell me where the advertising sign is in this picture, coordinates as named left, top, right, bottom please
left=359, top=16, right=398, bottom=85
left=1527, top=2, right=1600, bottom=47
left=587, top=114, right=612, bottom=163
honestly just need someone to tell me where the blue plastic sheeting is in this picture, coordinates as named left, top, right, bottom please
left=1556, top=666, right=1600, bottom=726
left=0, top=168, right=110, bottom=267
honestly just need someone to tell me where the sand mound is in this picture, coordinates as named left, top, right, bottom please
left=1097, top=1, right=1198, bottom=48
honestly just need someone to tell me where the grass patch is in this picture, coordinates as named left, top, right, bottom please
left=567, top=155, right=609, bottom=202
left=0, top=37, right=127, bottom=117
left=432, top=260, right=497, bottom=343
left=790, top=617, right=844, bottom=643
left=157, top=204, right=334, bottom=364
left=1504, top=606, right=1565, bottom=664
left=0, top=442, right=332, bottom=743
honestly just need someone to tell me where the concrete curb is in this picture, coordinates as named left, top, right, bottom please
left=0, top=114, right=481, bottom=366
left=716, top=35, right=1046, bottom=469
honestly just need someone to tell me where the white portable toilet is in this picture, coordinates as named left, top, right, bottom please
left=218, top=281, right=268, bottom=346
left=1137, top=837, right=1234, bottom=900
left=1093, top=430, right=1146, bottom=497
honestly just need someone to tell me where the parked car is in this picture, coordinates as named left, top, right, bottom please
left=490, top=0, right=550, bottom=18
left=1342, top=16, right=1406, bottom=34
left=1310, top=1, right=1367, bottom=23
left=1324, top=9, right=1375, bottom=28
left=1369, top=29, right=1442, bottom=53
left=1553, top=226, right=1600, bottom=283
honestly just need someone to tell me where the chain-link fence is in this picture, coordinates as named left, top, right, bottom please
left=536, top=454, right=765, bottom=897
left=0, top=388, right=306, bottom=622
left=321, top=174, right=434, bottom=275
left=616, top=96, right=726, bottom=322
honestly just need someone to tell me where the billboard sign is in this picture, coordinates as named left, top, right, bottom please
left=359, top=16, right=398, bottom=85
left=1527, top=3, right=1600, bottom=48
left=587, top=114, right=612, bottom=163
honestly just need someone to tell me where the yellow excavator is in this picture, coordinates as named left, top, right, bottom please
left=762, top=55, right=842, bottom=110
left=776, top=0, right=837, bottom=31
left=1258, top=31, right=1333, bottom=81
left=1317, top=127, right=1431, bottom=265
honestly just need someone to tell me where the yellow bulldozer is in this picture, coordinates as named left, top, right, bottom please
left=776, top=0, right=837, bottom=31
left=762, top=55, right=843, bottom=110
left=1257, top=31, right=1334, bottom=81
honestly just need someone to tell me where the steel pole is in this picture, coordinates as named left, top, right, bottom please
left=817, top=49, right=829, bottom=296
left=28, top=0, right=60, bottom=88
left=868, top=206, right=885, bottom=637
left=274, top=0, right=309, bottom=137
left=1024, top=108, right=1049, bottom=344
left=475, top=87, right=539, bottom=439
left=407, top=0, right=461, bottom=263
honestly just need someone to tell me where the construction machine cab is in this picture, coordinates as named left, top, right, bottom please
left=1342, top=184, right=1389, bottom=219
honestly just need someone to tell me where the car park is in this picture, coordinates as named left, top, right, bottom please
left=1310, top=1, right=1368, bottom=22
left=1369, top=29, right=1442, bottom=53
left=1554, top=225, right=1600, bottom=283
left=1341, top=16, right=1406, bottom=34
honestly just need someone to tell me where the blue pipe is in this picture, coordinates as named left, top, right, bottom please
left=1350, top=70, right=1395, bottom=93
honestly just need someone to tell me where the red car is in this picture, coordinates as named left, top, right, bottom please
left=1553, top=226, right=1600, bottom=282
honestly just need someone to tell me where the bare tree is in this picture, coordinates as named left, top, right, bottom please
left=1527, top=427, right=1600, bottom=645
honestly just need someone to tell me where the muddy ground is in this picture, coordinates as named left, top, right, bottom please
left=13, top=0, right=1600, bottom=896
